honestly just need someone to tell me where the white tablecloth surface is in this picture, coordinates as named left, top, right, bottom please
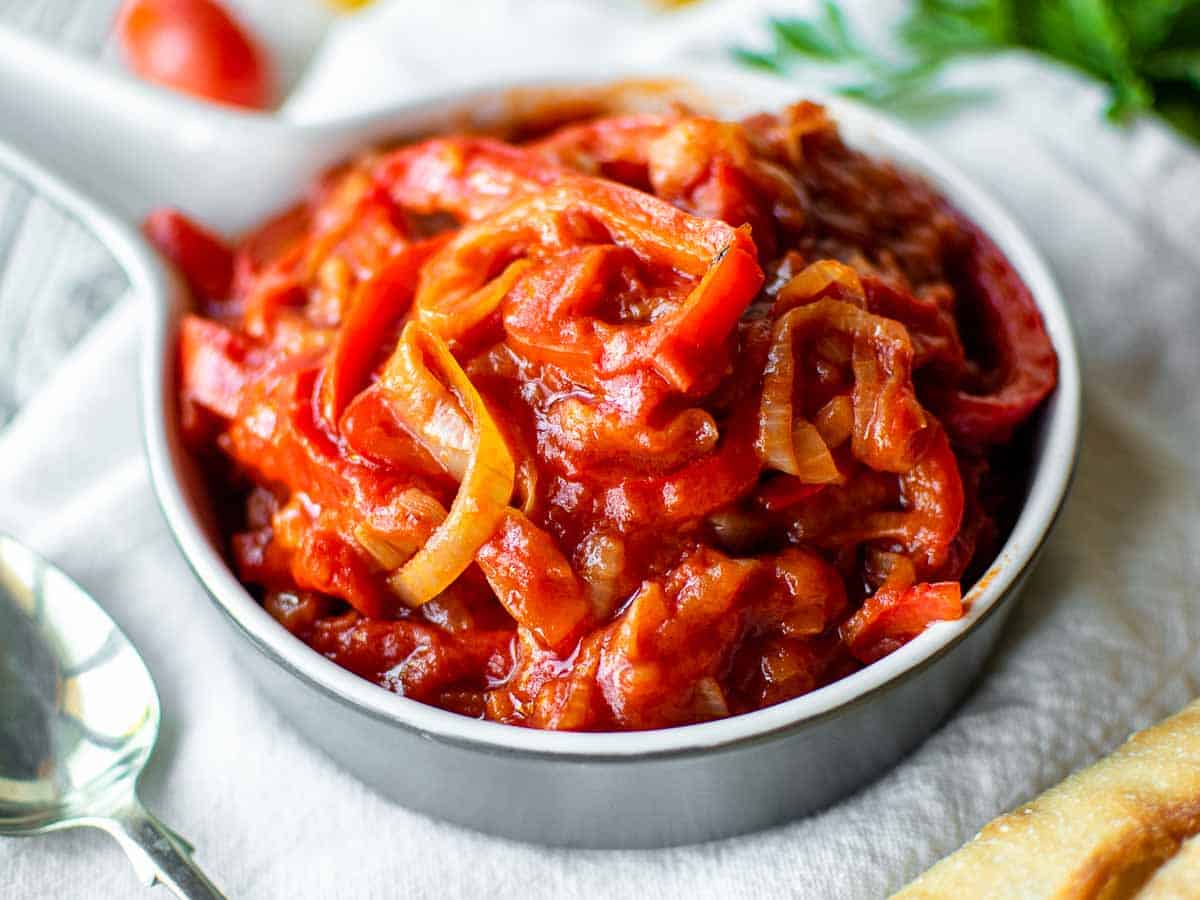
left=3, top=1, right=1200, bottom=897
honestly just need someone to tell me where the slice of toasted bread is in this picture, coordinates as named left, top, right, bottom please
left=894, top=700, right=1200, bottom=899
left=1134, top=832, right=1200, bottom=899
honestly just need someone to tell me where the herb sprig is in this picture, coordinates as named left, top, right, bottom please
left=734, top=0, right=1200, bottom=142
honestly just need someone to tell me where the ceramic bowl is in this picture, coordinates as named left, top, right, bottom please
left=137, top=69, right=1081, bottom=848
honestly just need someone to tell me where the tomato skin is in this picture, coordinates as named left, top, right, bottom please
left=116, top=0, right=274, bottom=109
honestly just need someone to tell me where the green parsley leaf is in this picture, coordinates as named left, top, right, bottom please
left=902, top=0, right=1015, bottom=58
left=730, top=47, right=787, bottom=73
left=732, top=0, right=1200, bottom=144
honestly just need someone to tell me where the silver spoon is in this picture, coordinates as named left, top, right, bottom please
left=0, top=534, right=225, bottom=898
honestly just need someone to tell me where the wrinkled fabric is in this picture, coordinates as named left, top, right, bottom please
left=3, top=1, right=1199, bottom=897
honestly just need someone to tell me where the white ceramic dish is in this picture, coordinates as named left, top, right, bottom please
left=0, top=64, right=1081, bottom=848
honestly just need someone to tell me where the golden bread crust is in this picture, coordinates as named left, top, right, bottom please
left=893, top=701, right=1200, bottom=899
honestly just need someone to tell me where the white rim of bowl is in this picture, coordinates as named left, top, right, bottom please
left=120, top=66, right=1081, bottom=760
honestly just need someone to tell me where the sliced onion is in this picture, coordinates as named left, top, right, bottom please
left=385, top=323, right=515, bottom=607
left=354, top=488, right=448, bottom=570
left=693, top=677, right=730, bottom=719
left=575, top=529, right=627, bottom=619
left=790, top=419, right=841, bottom=482
left=416, top=256, right=532, bottom=345
left=499, top=422, right=538, bottom=517
left=757, top=311, right=840, bottom=483
left=515, top=455, right=538, bottom=516
left=763, top=298, right=927, bottom=477
left=813, top=394, right=853, bottom=448
left=776, top=259, right=864, bottom=310
left=379, top=327, right=473, bottom=480
left=354, top=524, right=414, bottom=570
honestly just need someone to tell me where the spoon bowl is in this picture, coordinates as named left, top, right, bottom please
left=0, top=535, right=224, bottom=898
left=0, top=535, right=158, bottom=832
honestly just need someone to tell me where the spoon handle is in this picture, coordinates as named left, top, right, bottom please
left=0, top=23, right=281, bottom=232
left=99, top=798, right=227, bottom=900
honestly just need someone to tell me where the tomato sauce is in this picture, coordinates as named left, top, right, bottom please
left=159, top=101, right=1057, bottom=731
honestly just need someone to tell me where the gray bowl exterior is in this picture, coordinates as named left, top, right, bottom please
left=214, top=564, right=1028, bottom=848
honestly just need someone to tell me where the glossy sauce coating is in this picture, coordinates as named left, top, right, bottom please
left=161, top=102, right=1057, bottom=731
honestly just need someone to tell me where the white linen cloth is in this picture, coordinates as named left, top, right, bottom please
left=3, top=1, right=1200, bottom=897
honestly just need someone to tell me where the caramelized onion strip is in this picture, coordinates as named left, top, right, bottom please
left=760, top=296, right=929, bottom=477
left=775, top=259, right=865, bottom=312
left=383, top=323, right=515, bottom=606
left=379, top=327, right=473, bottom=480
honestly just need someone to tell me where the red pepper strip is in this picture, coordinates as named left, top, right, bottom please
left=537, top=115, right=801, bottom=258
left=598, top=404, right=762, bottom=528
left=290, top=528, right=395, bottom=621
left=144, top=208, right=233, bottom=302
left=638, top=237, right=763, bottom=393
left=377, top=121, right=706, bottom=229
left=337, top=384, right=447, bottom=477
left=415, top=175, right=762, bottom=392
left=934, top=453, right=995, bottom=582
left=225, top=362, right=361, bottom=510
left=178, top=314, right=258, bottom=421
left=835, top=424, right=965, bottom=575
left=373, top=137, right=563, bottom=221
left=475, top=510, right=593, bottom=652
left=938, top=216, right=1058, bottom=446
left=841, top=581, right=962, bottom=664
left=502, top=242, right=761, bottom=398
left=318, top=235, right=448, bottom=428
left=597, top=548, right=758, bottom=729
left=310, top=613, right=512, bottom=701
left=233, top=205, right=308, bottom=280
left=532, top=114, right=673, bottom=178
left=501, top=245, right=628, bottom=374
left=754, top=476, right=827, bottom=512
left=862, top=277, right=965, bottom=373
left=545, top=393, right=719, bottom=477
left=546, top=176, right=748, bottom=272
left=241, top=243, right=306, bottom=339
left=646, top=118, right=797, bottom=259
left=225, top=364, right=450, bottom=617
